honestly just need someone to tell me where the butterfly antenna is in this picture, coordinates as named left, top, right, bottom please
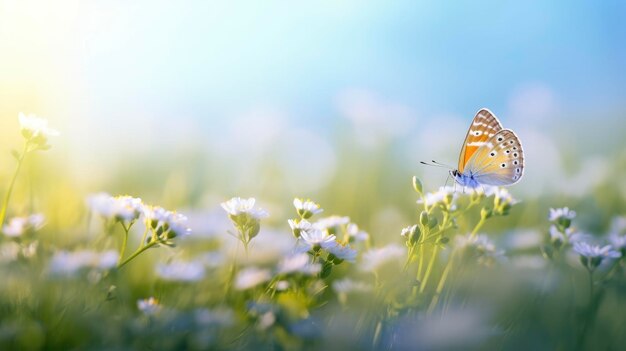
left=431, top=160, right=454, bottom=169
left=420, top=160, right=454, bottom=169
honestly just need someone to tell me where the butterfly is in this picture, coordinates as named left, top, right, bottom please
left=432, top=108, right=524, bottom=188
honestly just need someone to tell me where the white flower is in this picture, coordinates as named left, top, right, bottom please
left=609, top=233, right=626, bottom=251
left=2, top=214, right=45, bottom=237
left=299, top=228, right=337, bottom=251
left=313, top=216, right=350, bottom=230
left=275, top=280, right=290, bottom=291
left=49, top=250, right=118, bottom=276
left=573, top=242, right=621, bottom=259
left=417, top=186, right=457, bottom=208
left=327, top=243, right=358, bottom=262
left=488, top=187, right=518, bottom=206
left=455, top=234, right=505, bottom=266
left=609, top=216, right=626, bottom=237
left=549, top=207, right=576, bottom=222
left=293, top=198, right=323, bottom=218
left=288, top=219, right=312, bottom=238
left=167, top=212, right=192, bottom=237
left=221, top=197, right=269, bottom=219
left=332, top=278, right=372, bottom=294
left=88, top=193, right=143, bottom=222
left=360, top=244, right=404, bottom=272
left=18, top=112, right=59, bottom=139
left=143, top=205, right=191, bottom=238
left=401, top=225, right=418, bottom=238
left=549, top=225, right=566, bottom=243
left=235, top=267, right=271, bottom=290
left=277, top=253, right=321, bottom=275
left=156, top=260, right=206, bottom=282
left=549, top=225, right=588, bottom=245
left=347, top=223, right=369, bottom=242
left=137, top=297, right=161, bottom=316
left=288, top=219, right=312, bottom=231
left=573, top=241, right=621, bottom=271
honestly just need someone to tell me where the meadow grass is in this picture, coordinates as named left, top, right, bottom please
left=0, top=113, right=625, bottom=350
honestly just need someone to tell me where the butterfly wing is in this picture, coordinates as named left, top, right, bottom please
left=458, top=108, right=504, bottom=173
left=464, top=129, right=524, bottom=186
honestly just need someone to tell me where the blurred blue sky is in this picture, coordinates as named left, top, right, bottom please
left=77, top=0, right=626, bottom=122
left=1, top=0, right=625, bottom=196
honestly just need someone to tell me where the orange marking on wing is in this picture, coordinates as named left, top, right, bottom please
left=463, top=145, right=478, bottom=165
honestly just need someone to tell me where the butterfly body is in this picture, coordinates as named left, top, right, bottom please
left=450, top=169, right=481, bottom=189
left=449, top=109, right=524, bottom=188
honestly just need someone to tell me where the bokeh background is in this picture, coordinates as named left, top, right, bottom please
left=1, top=0, right=625, bottom=237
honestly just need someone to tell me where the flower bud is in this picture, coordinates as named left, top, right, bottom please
left=480, top=207, right=492, bottom=219
left=412, top=176, right=423, bottom=195
left=409, top=226, right=421, bottom=245
left=420, top=211, right=429, bottom=226
left=428, top=217, right=438, bottom=229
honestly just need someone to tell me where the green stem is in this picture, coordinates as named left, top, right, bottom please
left=577, top=270, right=594, bottom=349
left=117, top=242, right=157, bottom=269
left=118, top=224, right=130, bottom=265
left=416, top=239, right=425, bottom=280
left=470, top=215, right=487, bottom=238
left=403, top=245, right=415, bottom=272
left=430, top=213, right=486, bottom=311
left=0, top=142, right=29, bottom=229
left=420, top=245, right=441, bottom=293
left=428, top=250, right=456, bottom=313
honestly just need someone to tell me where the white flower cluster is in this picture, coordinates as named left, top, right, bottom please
left=549, top=207, right=576, bottom=222
left=2, top=214, right=45, bottom=237
left=88, top=193, right=144, bottom=223
left=49, top=250, right=118, bottom=277
left=221, top=197, right=269, bottom=219
left=456, top=234, right=505, bottom=266
left=137, top=297, right=162, bottom=316
left=417, top=186, right=457, bottom=210
left=221, top=197, right=269, bottom=247
left=573, top=241, right=621, bottom=271
left=293, top=198, right=323, bottom=219
left=88, top=193, right=191, bottom=241
left=360, top=244, right=404, bottom=272
left=18, top=112, right=59, bottom=150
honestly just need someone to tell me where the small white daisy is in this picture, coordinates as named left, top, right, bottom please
left=313, top=216, right=350, bottom=230
left=417, top=186, right=457, bottom=208
left=347, top=223, right=369, bottom=242
left=277, top=253, right=321, bottom=275
left=88, top=193, right=144, bottom=222
left=234, top=267, right=271, bottom=290
left=2, top=214, right=45, bottom=237
left=549, top=207, right=576, bottom=222
left=327, top=243, right=358, bottom=262
left=137, top=297, right=162, bottom=316
left=293, top=198, right=323, bottom=219
left=360, top=244, right=404, bottom=272
left=287, top=219, right=312, bottom=238
left=18, top=112, right=60, bottom=139
left=573, top=242, right=620, bottom=260
left=221, top=197, right=269, bottom=219
left=49, top=250, right=118, bottom=276
left=400, top=224, right=418, bottom=238
left=299, top=228, right=338, bottom=251
left=455, top=234, right=505, bottom=266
